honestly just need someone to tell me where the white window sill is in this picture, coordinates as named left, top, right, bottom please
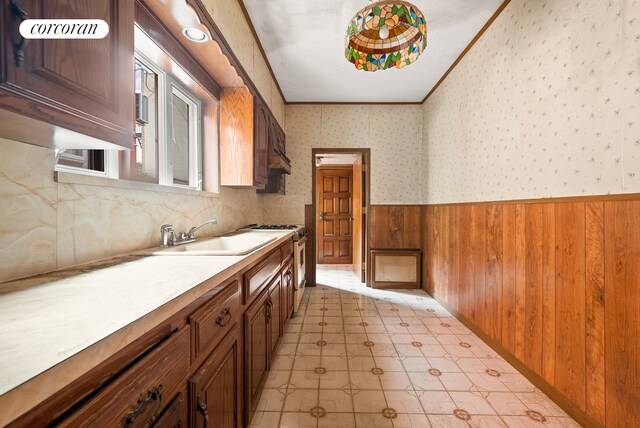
left=55, top=171, right=221, bottom=199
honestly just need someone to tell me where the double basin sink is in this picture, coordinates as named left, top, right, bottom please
left=140, top=230, right=279, bottom=256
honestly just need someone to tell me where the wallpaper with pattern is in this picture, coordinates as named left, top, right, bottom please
left=422, top=0, right=640, bottom=203
left=281, top=105, right=423, bottom=204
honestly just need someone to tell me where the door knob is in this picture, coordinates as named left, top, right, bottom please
left=319, top=211, right=326, bottom=221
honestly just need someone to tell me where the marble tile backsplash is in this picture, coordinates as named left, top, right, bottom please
left=0, top=139, right=263, bottom=283
left=0, top=139, right=57, bottom=282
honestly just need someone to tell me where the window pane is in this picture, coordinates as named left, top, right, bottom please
left=127, top=59, right=159, bottom=183
left=171, top=93, right=190, bottom=186
left=57, top=149, right=104, bottom=172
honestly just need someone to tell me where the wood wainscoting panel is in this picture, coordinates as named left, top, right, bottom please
left=554, top=202, right=586, bottom=410
left=485, top=204, right=503, bottom=343
left=604, top=201, right=640, bottom=426
left=500, top=204, right=517, bottom=355
left=422, top=194, right=640, bottom=427
left=585, top=201, right=606, bottom=425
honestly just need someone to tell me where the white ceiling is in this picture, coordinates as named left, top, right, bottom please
left=242, top=0, right=505, bottom=103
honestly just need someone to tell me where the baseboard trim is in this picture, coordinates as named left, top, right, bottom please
left=429, top=292, right=600, bottom=428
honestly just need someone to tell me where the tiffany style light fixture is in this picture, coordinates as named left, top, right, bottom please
left=345, top=0, right=427, bottom=71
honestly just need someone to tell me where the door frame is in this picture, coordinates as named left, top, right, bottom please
left=310, top=148, right=371, bottom=286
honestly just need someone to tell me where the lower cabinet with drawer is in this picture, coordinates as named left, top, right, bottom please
left=8, top=238, right=297, bottom=428
left=59, top=327, right=190, bottom=428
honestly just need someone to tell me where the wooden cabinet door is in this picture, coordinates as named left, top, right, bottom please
left=0, top=0, right=134, bottom=149
left=253, top=98, right=269, bottom=188
left=244, top=289, right=270, bottom=421
left=153, top=392, right=185, bottom=428
left=189, top=325, right=242, bottom=428
left=317, top=168, right=354, bottom=264
left=281, top=259, right=294, bottom=324
left=268, top=275, right=282, bottom=357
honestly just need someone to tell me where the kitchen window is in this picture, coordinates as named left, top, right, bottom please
left=55, top=25, right=219, bottom=194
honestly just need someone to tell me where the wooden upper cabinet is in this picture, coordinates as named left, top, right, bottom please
left=219, top=87, right=271, bottom=189
left=253, top=97, right=269, bottom=189
left=0, top=0, right=134, bottom=149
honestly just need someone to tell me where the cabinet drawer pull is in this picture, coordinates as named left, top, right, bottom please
left=266, top=298, right=273, bottom=319
left=122, top=385, right=163, bottom=428
left=197, top=399, right=209, bottom=428
left=9, top=0, right=28, bottom=67
left=215, top=307, right=232, bottom=327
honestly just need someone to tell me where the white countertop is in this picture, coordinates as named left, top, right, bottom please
left=0, top=230, right=293, bottom=424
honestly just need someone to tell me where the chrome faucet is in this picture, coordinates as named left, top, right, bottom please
left=160, top=224, right=175, bottom=247
left=186, top=219, right=218, bottom=239
left=161, top=219, right=217, bottom=247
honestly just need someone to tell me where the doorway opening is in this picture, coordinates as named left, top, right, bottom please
left=310, top=149, right=370, bottom=287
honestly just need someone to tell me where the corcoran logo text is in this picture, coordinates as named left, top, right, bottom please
left=19, top=19, right=109, bottom=39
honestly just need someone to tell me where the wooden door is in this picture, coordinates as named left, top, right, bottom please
left=189, top=325, right=242, bottom=428
left=317, top=168, right=353, bottom=264
left=244, top=290, right=269, bottom=421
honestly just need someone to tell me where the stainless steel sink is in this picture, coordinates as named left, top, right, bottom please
left=140, top=231, right=278, bottom=256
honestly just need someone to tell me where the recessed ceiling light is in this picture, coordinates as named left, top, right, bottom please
left=182, top=27, right=208, bottom=43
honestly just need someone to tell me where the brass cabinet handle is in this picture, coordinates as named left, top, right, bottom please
left=215, top=307, right=232, bottom=327
left=122, top=385, right=163, bottom=428
left=266, top=298, right=273, bottom=319
left=9, top=0, right=28, bottom=67
left=197, top=399, right=209, bottom=428
left=285, top=272, right=292, bottom=286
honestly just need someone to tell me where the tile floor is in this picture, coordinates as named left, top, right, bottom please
left=249, top=265, right=579, bottom=428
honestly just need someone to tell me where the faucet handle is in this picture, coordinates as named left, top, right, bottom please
left=161, top=224, right=175, bottom=247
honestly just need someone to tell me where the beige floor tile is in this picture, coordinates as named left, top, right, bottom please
left=279, top=412, right=318, bottom=428
left=319, top=389, right=354, bottom=412
left=248, top=411, right=281, bottom=428
left=354, top=413, right=393, bottom=428
left=262, top=267, right=578, bottom=428
left=264, top=370, right=292, bottom=389
left=352, top=390, right=387, bottom=413
left=485, top=391, right=530, bottom=415
left=417, top=390, right=457, bottom=414
left=293, top=355, right=322, bottom=371
left=317, top=412, right=356, bottom=428
left=384, top=390, right=424, bottom=413
left=515, top=391, right=568, bottom=417
left=321, top=355, right=350, bottom=371
left=319, top=370, right=351, bottom=389
left=409, top=372, right=446, bottom=391
left=437, top=372, right=474, bottom=391
left=449, top=391, right=497, bottom=415
left=379, top=371, right=412, bottom=390
left=392, top=413, right=433, bottom=428
left=427, top=414, right=469, bottom=427
left=348, top=355, right=377, bottom=371
left=466, top=372, right=510, bottom=392
left=283, top=389, right=319, bottom=412
left=288, top=370, right=321, bottom=390
left=350, top=370, right=383, bottom=390
left=256, top=388, right=286, bottom=412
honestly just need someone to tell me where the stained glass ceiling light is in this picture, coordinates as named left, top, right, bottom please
left=345, top=0, right=427, bottom=71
